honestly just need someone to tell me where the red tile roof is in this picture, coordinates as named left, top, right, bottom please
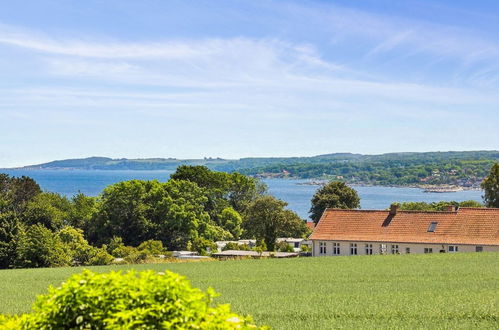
left=306, top=222, right=315, bottom=230
left=309, top=207, right=499, bottom=246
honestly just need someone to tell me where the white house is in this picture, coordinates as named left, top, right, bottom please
left=309, top=205, right=499, bottom=256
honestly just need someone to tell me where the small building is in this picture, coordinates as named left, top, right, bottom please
left=212, top=250, right=298, bottom=259
left=215, top=239, right=256, bottom=252
left=309, top=206, right=499, bottom=256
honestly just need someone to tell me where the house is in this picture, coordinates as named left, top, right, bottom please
left=276, top=237, right=308, bottom=252
left=309, top=205, right=499, bottom=256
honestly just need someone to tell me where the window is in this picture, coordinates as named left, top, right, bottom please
left=365, top=244, right=373, bottom=255
left=427, top=222, right=438, bottom=232
left=350, top=243, right=358, bottom=255
left=405, top=247, right=410, bottom=254
left=476, top=246, right=483, bottom=252
left=319, top=242, right=326, bottom=255
left=448, top=245, right=458, bottom=253
left=333, top=243, right=340, bottom=255
left=424, top=248, right=433, bottom=253
left=380, top=244, right=387, bottom=255
left=294, top=242, right=300, bottom=248
left=391, top=245, right=399, bottom=254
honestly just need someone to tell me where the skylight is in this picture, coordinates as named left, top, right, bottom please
left=427, top=222, right=438, bottom=232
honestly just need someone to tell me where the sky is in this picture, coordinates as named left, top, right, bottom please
left=1, top=0, right=498, bottom=167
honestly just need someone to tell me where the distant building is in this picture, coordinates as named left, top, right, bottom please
left=309, top=205, right=499, bottom=256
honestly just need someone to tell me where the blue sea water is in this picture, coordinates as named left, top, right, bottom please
left=1, top=170, right=483, bottom=219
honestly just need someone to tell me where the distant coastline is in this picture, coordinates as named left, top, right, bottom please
left=2, top=150, right=497, bottom=191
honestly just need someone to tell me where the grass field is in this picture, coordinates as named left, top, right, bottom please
left=0, top=253, right=498, bottom=329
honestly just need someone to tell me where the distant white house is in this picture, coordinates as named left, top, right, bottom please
left=276, top=238, right=311, bottom=252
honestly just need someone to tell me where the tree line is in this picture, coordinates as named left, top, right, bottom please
left=0, top=166, right=309, bottom=269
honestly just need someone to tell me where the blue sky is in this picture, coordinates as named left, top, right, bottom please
left=1, top=0, right=498, bottom=167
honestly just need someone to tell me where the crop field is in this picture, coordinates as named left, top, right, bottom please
left=0, top=253, right=498, bottom=329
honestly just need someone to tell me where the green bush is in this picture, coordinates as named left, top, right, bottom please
left=8, top=269, right=266, bottom=329
left=137, top=239, right=165, bottom=255
left=15, top=224, right=72, bottom=268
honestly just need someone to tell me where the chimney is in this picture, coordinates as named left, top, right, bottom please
left=389, top=204, right=399, bottom=216
left=445, top=205, right=458, bottom=212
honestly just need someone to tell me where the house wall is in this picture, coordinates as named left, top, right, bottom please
left=312, top=240, right=499, bottom=256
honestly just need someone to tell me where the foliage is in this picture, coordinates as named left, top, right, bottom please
left=0, top=175, right=41, bottom=213
left=396, top=200, right=484, bottom=211
left=481, top=163, right=499, bottom=207
left=21, top=192, right=72, bottom=231
left=191, top=237, right=217, bottom=255
left=222, top=242, right=251, bottom=251
left=67, top=193, right=97, bottom=230
left=218, top=207, right=243, bottom=240
left=56, top=226, right=113, bottom=266
left=89, top=179, right=222, bottom=250
left=171, top=165, right=266, bottom=215
left=275, top=241, right=294, bottom=252
left=137, top=239, right=165, bottom=255
left=244, top=196, right=308, bottom=250
left=0, top=212, right=20, bottom=268
left=15, top=224, right=72, bottom=268
left=309, top=181, right=360, bottom=223
left=238, top=151, right=499, bottom=187
left=10, top=269, right=265, bottom=329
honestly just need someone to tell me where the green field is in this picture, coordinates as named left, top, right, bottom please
left=1, top=253, right=498, bottom=329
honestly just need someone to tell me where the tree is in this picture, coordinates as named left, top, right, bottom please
left=0, top=212, right=20, bottom=268
left=21, top=192, right=72, bottom=231
left=481, top=163, right=499, bottom=207
left=309, top=181, right=360, bottom=223
left=218, top=207, right=243, bottom=240
left=244, top=196, right=308, bottom=251
left=15, top=224, right=72, bottom=268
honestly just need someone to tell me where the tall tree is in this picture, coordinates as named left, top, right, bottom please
left=481, top=163, right=499, bottom=207
left=309, top=181, right=360, bottom=223
left=243, top=195, right=308, bottom=250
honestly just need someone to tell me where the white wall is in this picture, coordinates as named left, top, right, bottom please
left=312, top=240, right=499, bottom=256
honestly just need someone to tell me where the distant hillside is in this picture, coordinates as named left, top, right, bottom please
left=8, top=151, right=499, bottom=188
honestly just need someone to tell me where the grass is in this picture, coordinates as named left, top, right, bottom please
left=0, top=253, right=498, bottom=329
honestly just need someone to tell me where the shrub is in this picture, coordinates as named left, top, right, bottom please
left=275, top=242, right=294, bottom=253
left=87, top=248, right=114, bottom=266
left=111, top=245, right=137, bottom=258
left=13, top=269, right=267, bottom=329
left=191, top=237, right=217, bottom=255
left=137, top=239, right=165, bottom=255
left=15, top=224, right=72, bottom=268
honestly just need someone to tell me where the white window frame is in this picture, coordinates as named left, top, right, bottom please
left=350, top=243, right=358, bottom=255
left=391, top=244, right=399, bottom=254
left=365, top=243, right=373, bottom=255
left=333, top=243, right=340, bottom=255
left=424, top=248, right=433, bottom=254
left=448, top=245, right=458, bottom=253
left=380, top=244, right=387, bottom=255
left=319, top=242, right=327, bottom=255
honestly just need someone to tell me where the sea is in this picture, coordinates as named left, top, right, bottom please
left=1, top=169, right=483, bottom=219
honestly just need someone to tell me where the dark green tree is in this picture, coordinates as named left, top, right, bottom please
left=243, top=196, right=308, bottom=251
left=0, top=212, right=20, bottom=268
left=309, top=181, right=360, bottom=223
left=21, top=192, right=72, bottom=231
left=15, top=224, right=72, bottom=268
left=481, top=163, right=499, bottom=207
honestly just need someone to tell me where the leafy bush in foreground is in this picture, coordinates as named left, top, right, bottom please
left=1, top=269, right=266, bottom=329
